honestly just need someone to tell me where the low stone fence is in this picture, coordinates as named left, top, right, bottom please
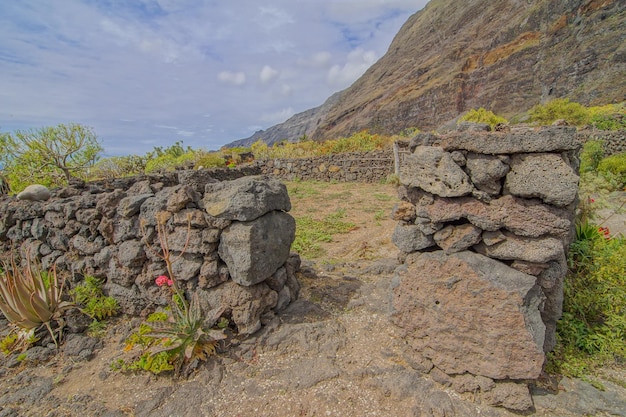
left=577, top=128, right=626, bottom=156
left=0, top=171, right=299, bottom=336
left=255, top=149, right=394, bottom=183
left=390, top=125, right=579, bottom=409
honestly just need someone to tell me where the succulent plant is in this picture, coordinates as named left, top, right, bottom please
left=0, top=256, right=71, bottom=347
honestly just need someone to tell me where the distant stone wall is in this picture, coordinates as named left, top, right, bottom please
left=0, top=171, right=299, bottom=336
left=390, top=126, right=580, bottom=409
left=577, top=128, right=626, bottom=156
left=255, top=149, right=394, bottom=183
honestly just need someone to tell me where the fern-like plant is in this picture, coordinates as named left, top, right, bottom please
left=0, top=256, right=70, bottom=347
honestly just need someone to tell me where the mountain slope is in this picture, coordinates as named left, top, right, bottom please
left=229, top=0, right=626, bottom=147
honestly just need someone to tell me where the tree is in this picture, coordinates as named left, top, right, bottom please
left=3, top=123, right=103, bottom=191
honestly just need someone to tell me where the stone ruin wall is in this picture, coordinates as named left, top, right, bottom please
left=389, top=126, right=580, bottom=401
left=0, top=170, right=301, bottom=337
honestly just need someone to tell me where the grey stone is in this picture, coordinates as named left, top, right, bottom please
left=117, top=239, right=146, bottom=268
left=196, top=281, right=278, bottom=335
left=219, top=211, right=295, bottom=286
left=400, top=146, right=474, bottom=197
left=416, top=195, right=572, bottom=239
left=474, top=231, right=565, bottom=263
left=265, top=266, right=288, bottom=292
left=204, top=175, right=291, bottom=221
left=482, top=381, right=533, bottom=412
left=465, top=153, right=510, bottom=195
left=63, top=334, right=100, bottom=358
left=178, top=169, right=219, bottom=193
left=392, top=223, right=435, bottom=253
left=532, top=376, right=626, bottom=417
left=17, top=184, right=51, bottom=201
left=170, top=252, right=203, bottom=281
left=104, top=282, right=146, bottom=316
left=505, top=153, right=579, bottom=207
left=117, top=193, right=153, bottom=218
left=70, top=235, right=106, bottom=256
left=433, top=224, right=482, bottom=254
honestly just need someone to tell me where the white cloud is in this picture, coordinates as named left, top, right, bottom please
left=177, top=130, right=195, bottom=137
left=256, top=6, right=294, bottom=31
left=280, top=84, right=294, bottom=96
left=298, top=51, right=332, bottom=68
left=260, top=107, right=295, bottom=124
left=327, top=48, right=378, bottom=88
left=218, top=71, right=247, bottom=86
left=259, top=65, right=279, bottom=84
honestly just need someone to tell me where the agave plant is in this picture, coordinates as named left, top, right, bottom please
left=0, top=256, right=70, bottom=347
left=144, top=292, right=226, bottom=377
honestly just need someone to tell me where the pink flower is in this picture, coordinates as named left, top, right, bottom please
left=156, top=275, right=173, bottom=287
left=590, top=198, right=596, bottom=203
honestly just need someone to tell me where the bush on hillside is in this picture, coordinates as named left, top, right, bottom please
left=597, top=153, right=626, bottom=189
left=529, top=98, right=590, bottom=126
left=458, top=108, right=508, bottom=128
left=579, top=140, right=605, bottom=174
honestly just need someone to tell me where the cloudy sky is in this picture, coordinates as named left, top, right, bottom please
left=0, top=1, right=428, bottom=157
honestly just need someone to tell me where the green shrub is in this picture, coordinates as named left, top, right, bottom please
left=597, top=153, right=626, bottom=189
left=579, top=140, right=605, bottom=174
left=529, top=98, right=590, bottom=126
left=90, top=155, right=147, bottom=179
left=588, top=102, right=626, bottom=130
left=194, top=151, right=226, bottom=169
left=71, top=275, right=119, bottom=320
left=548, top=223, right=626, bottom=380
left=458, top=108, right=508, bottom=128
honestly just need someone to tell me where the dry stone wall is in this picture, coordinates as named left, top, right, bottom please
left=0, top=172, right=300, bottom=336
left=577, top=128, right=626, bottom=156
left=390, top=125, right=580, bottom=410
left=255, top=149, right=394, bottom=183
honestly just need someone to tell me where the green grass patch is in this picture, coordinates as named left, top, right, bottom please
left=292, top=210, right=356, bottom=259
left=373, top=193, right=394, bottom=202
left=287, top=182, right=321, bottom=198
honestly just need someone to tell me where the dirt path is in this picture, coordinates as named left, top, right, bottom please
left=1, top=182, right=625, bottom=417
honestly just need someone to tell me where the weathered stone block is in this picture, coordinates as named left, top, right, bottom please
left=505, top=153, right=579, bottom=207
left=391, top=251, right=545, bottom=380
left=465, top=153, right=510, bottom=195
left=218, top=210, right=296, bottom=286
left=204, top=175, right=291, bottom=221
left=475, top=231, right=565, bottom=263
left=392, top=223, right=436, bottom=253
left=433, top=224, right=482, bottom=254
left=400, top=147, right=473, bottom=197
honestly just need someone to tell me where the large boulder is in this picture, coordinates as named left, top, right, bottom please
left=218, top=210, right=296, bottom=286
left=203, top=175, right=291, bottom=221
left=399, top=146, right=473, bottom=197
left=391, top=250, right=546, bottom=380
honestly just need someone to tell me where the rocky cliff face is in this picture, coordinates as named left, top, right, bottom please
left=230, top=0, right=625, bottom=146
